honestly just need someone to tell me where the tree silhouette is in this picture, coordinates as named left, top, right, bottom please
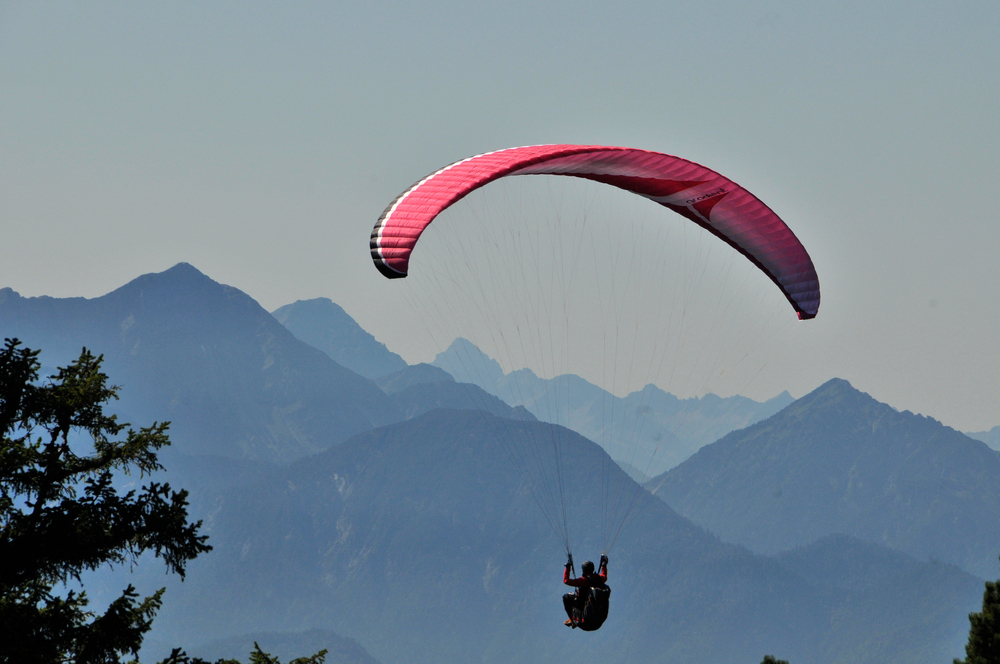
left=956, top=556, right=1000, bottom=664
left=0, top=338, right=211, bottom=664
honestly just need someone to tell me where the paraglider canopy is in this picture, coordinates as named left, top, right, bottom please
left=369, top=143, right=822, bottom=563
left=371, top=144, right=820, bottom=319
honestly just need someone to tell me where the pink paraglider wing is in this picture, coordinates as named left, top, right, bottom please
left=370, top=145, right=819, bottom=319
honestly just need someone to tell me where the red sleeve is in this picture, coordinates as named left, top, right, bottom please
left=564, top=567, right=586, bottom=587
left=599, top=562, right=607, bottom=582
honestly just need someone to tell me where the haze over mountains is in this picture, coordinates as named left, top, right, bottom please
left=435, top=337, right=795, bottom=477
left=1, top=263, right=996, bottom=664
left=271, top=298, right=795, bottom=478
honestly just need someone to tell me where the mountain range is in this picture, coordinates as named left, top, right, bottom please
left=647, top=378, right=1000, bottom=579
left=968, top=425, right=1000, bottom=451
left=432, top=337, right=794, bottom=477
left=0, top=264, right=398, bottom=464
left=120, top=409, right=983, bottom=664
left=272, top=299, right=794, bottom=478
left=2, top=263, right=995, bottom=664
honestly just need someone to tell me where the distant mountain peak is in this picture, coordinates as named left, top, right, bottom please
left=105, top=262, right=241, bottom=307
left=774, top=377, right=885, bottom=421
left=165, top=261, right=202, bottom=275
left=271, top=298, right=406, bottom=380
left=766, top=390, right=794, bottom=405
left=440, top=337, right=489, bottom=358
left=143, top=262, right=213, bottom=285
left=801, top=377, right=858, bottom=400
left=275, top=296, right=345, bottom=317
left=432, top=338, right=506, bottom=386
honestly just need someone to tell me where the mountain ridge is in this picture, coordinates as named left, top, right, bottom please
left=649, top=377, right=1000, bottom=578
left=271, top=297, right=407, bottom=379
left=967, top=425, right=1000, bottom=451
left=0, top=263, right=400, bottom=464
left=433, top=337, right=795, bottom=474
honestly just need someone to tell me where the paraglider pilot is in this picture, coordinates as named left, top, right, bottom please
left=563, top=553, right=609, bottom=629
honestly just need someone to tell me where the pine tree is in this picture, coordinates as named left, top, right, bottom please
left=956, top=556, right=1000, bottom=664
left=0, top=339, right=211, bottom=663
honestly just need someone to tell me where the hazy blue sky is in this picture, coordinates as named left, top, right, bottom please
left=1, top=1, right=997, bottom=431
